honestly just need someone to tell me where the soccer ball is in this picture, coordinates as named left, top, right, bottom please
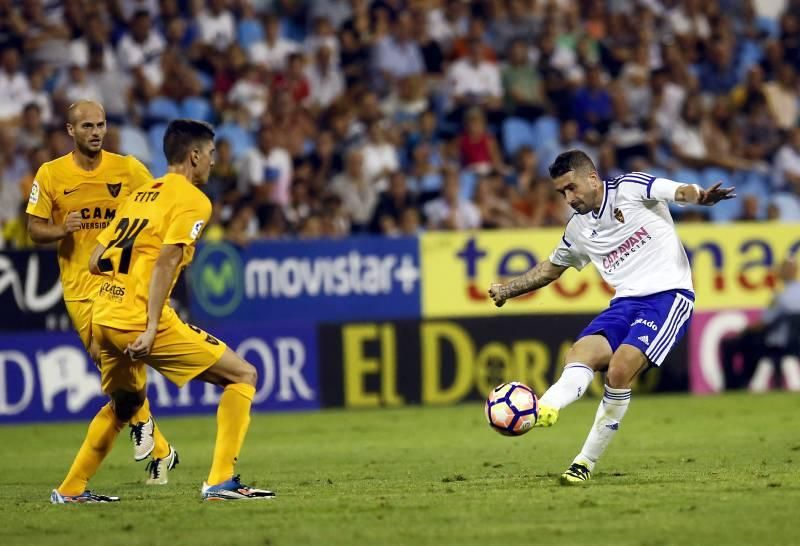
left=485, top=382, right=538, bottom=436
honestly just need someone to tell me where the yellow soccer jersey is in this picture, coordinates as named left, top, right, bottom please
left=25, top=151, right=153, bottom=301
left=92, top=173, right=212, bottom=330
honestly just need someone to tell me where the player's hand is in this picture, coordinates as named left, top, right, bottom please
left=62, top=212, right=82, bottom=235
left=698, top=182, right=736, bottom=206
left=126, top=329, right=156, bottom=360
left=488, top=283, right=508, bottom=308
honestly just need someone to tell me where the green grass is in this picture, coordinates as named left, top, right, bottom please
left=1, top=392, right=798, bottom=546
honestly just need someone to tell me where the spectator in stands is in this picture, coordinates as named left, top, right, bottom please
left=69, top=13, right=116, bottom=70
left=339, top=25, right=369, bottom=88
left=86, top=45, right=130, bottom=123
left=15, top=102, right=44, bottom=154
left=361, top=119, right=399, bottom=188
left=502, top=38, right=545, bottom=119
left=406, top=143, right=443, bottom=198
left=772, top=127, right=800, bottom=192
left=458, top=107, right=506, bottom=175
left=698, top=39, right=740, bottom=95
left=763, top=63, right=799, bottom=130
left=238, top=125, right=293, bottom=207
left=370, top=171, right=416, bottom=234
left=330, top=147, right=377, bottom=232
left=473, top=172, right=517, bottom=228
left=58, top=63, right=101, bottom=105
left=0, top=46, right=30, bottom=123
left=490, top=0, right=541, bottom=55
left=447, top=37, right=503, bottom=119
left=228, top=64, right=269, bottom=119
left=572, top=65, right=613, bottom=136
left=117, top=10, right=165, bottom=71
left=248, top=14, right=299, bottom=71
left=272, top=52, right=310, bottom=106
left=306, top=44, right=345, bottom=111
left=424, top=166, right=481, bottom=230
left=195, top=0, right=236, bottom=51
left=371, top=11, right=424, bottom=92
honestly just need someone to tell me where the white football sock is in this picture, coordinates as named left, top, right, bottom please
left=574, top=385, right=631, bottom=471
left=539, top=363, right=595, bottom=410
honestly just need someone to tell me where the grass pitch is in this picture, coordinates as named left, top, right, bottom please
left=1, top=392, right=798, bottom=546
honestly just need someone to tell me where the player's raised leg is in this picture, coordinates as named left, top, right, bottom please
left=560, top=344, right=645, bottom=485
left=535, top=335, right=611, bottom=427
left=195, top=347, right=275, bottom=501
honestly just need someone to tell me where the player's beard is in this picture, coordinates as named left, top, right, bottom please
left=77, top=138, right=103, bottom=158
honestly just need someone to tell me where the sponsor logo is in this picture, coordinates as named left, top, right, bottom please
left=29, top=180, right=40, bottom=204
left=632, top=318, right=658, bottom=331
left=601, top=226, right=652, bottom=272
left=63, top=187, right=79, bottom=196
left=100, top=281, right=125, bottom=302
left=245, top=252, right=419, bottom=299
left=191, top=242, right=245, bottom=317
left=190, top=220, right=205, bottom=241
left=614, top=208, right=625, bottom=223
left=605, top=422, right=620, bottom=430
left=638, top=335, right=650, bottom=345
left=107, top=182, right=122, bottom=197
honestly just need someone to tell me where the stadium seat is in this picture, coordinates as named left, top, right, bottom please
left=237, top=19, right=264, bottom=50
left=146, top=97, right=181, bottom=124
left=181, top=96, right=213, bottom=122
left=119, top=125, right=152, bottom=165
left=148, top=123, right=168, bottom=157
left=459, top=170, right=478, bottom=200
left=757, top=16, right=780, bottom=38
left=532, top=116, right=560, bottom=147
left=214, top=122, right=254, bottom=160
left=148, top=153, right=168, bottom=177
left=501, top=117, right=536, bottom=157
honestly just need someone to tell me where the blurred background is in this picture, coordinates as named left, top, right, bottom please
left=0, top=0, right=798, bottom=424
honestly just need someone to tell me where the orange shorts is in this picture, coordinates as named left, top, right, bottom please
left=92, top=315, right=227, bottom=394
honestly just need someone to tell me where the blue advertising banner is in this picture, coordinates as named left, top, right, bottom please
left=188, top=238, right=421, bottom=325
left=0, top=324, right=319, bottom=424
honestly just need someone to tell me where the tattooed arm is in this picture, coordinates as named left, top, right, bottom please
left=488, top=259, right=569, bottom=307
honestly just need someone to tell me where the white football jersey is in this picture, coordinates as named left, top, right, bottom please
left=549, top=172, right=694, bottom=298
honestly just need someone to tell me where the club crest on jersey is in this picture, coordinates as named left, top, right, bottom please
left=614, top=208, right=625, bottom=223
left=107, top=182, right=122, bottom=198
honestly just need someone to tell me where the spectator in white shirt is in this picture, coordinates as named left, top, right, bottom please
left=361, top=119, right=399, bottom=189
left=248, top=14, right=299, bottom=71
left=59, top=64, right=102, bottom=105
left=195, top=0, right=236, bottom=51
left=306, top=44, right=344, bottom=110
left=228, top=64, right=269, bottom=119
left=68, top=13, right=117, bottom=70
left=773, top=128, right=800, bottom=192
left=0, top=46, right=31, bottom=122
left=237, top=126, right=293, bottom=206
left=447, top=37, right=502, bottom=113
left=116, top=10, right=165, bottom=70
left=330, top=147, right=379, bottom=231
left=424, top=167, right=481, bottom=230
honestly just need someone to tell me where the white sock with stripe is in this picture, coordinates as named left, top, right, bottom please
left=574, top=385, right=631, bottom=471
left=539, top=363, right=595, bottom=410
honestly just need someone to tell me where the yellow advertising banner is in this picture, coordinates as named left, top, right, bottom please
left=420, top=223, right=800, bottom=317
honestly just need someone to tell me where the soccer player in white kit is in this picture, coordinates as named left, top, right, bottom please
left=488, top=150, right=735, bottom=485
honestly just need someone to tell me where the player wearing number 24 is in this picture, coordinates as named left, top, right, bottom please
left=51, top=119, right=275, bottom=504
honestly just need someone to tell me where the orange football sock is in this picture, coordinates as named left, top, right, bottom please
left=207, top=383, right=255, bottom=485
left=58, top=403, right=123, bottom=496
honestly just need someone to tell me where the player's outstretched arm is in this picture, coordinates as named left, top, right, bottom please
left=488, top=259, right=568, bottom=307
left=126, top=244, right=184, bottom=359
left=27, top=213, right=82, bottom=244
left=675, top=182, right=736, bottom=206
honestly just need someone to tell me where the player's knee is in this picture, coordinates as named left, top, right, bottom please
left=605, top=365, right=631, bottom=389
left=238, top=362, right=258, bottom=387
left=110, top=390, right=144, bottom=422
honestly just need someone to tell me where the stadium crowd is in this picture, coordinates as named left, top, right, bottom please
left=1, top=0, right=800, bottom=246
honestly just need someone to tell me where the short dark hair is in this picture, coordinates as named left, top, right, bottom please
left=163, top=119, right=215, bottom=165
left=548, top=149, right=596, bottom=179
